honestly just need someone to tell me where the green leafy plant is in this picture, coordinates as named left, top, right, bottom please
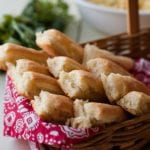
left=0, top=0, right=71, bottom=48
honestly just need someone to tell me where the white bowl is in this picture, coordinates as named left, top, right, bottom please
left=75, top=0, right=150, bottom=34
left=0, top=0, right=29, bottom=19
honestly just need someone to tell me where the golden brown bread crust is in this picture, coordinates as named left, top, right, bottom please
left=6, top=64, right=39, bottom=98
left=83, top=44, right=134, bottom=70
left=67, top=99, right=127, bottom=128
left=58, top=70, right=106, bottom=101
left=16, top=59, right=50, bottom=75
left=0, top=43, right=49, bottom=70
left=87, top=58, right=130, bottom=80
left=36, top=29, right=84, bottom=63
left=15, top=71, right=64, bottom=99
left=117, top=91, right=150, bottom=116
left=47, top=56, right=86, bottom=78
left=101, top=73, right=150, bottom=103
left=84, top=102, right=127, bottom=124
left=32, top=91, right=73, bottom=123
left=0, top=60, right=7, bottom=71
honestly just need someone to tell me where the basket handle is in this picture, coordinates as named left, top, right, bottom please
left=127, top=0, right=139, bottom=35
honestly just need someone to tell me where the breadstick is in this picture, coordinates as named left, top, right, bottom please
left=117, top=91, right=150, bottom=116
left=87, top=58, right=130, bottom=80
left=36, top=29, right=83, bottom=63
left=16, top=59, right=50, bottom=75
left=0, top=43, right=49, bottom=70
left=58, top=70, right=106, bottom=101
left=16, top=71, right=64, bottom=99
left=47, top=56, right=86, bottom=78
left=32, top=91, right=73, bottom=123
left=67, top=99, right=127, bottom=128
left=101, top=73, right=150, bottom=103
left=83, top=44, right=134, bottom=70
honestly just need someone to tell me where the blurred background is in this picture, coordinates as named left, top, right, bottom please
left=0, top=0, right=150, bottom=46
left=0, top=0, right=107, bottom=46
left=76, top=0, right=150, bottom=34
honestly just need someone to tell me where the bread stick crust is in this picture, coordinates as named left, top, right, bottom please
left=87, top=58, right=130, bottom=79
left=0, top=43, right=49, bottom=70
left=67, top=99, right=127, bottom=128
left=58, top=70, right=106, bottom=101
left=32, top=91, right=73, bottom=123
left=16, top=59, right=50, bottom=75
left=83, top=44, right=134, bottom=70
left=117, top=91, right=150, bottom=116
left=101, top=73, right=150, bottom=102
left=47, top=56, right=86, bottom=78
left=84, top=102, right=127, bottom=124
left=36, top=29, right=83, bottom=63
left=16, top=71, right=64, bottom=99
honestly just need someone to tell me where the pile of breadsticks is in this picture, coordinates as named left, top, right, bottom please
left=0, top=29, right=150, bottom=128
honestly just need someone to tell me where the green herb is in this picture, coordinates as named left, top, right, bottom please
left=0, top=0, right=71, bottom=48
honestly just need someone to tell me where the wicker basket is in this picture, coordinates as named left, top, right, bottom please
left=45, top=0, right=150, bottom=149
left=83, top=28, right=150, bottom=60
left=73, top=32, right=150, bottom=150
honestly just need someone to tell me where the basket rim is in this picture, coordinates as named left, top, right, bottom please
left=80, top=27, right=150, bottom=45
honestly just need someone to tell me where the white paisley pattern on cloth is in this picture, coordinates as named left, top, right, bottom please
left=37, top=132, right=44, bottom=143
left=60, top=125, right=89, bottom=139
left=16, top=96, right=28, bottom=104
left=132, top=59, right=150, bottom=88
left=4, top=86, right=15, bottom=103
left=23, top=112, right=40, bottom=131
left=49, top=130, right=59, bottom=136
left=4, top=111, right=16, bottom=127
left=135, top=59, right=150, bottom=75
left=18, top=104, right=29, bottom=113
left=22, top=130, right=32, bottom=140
left=14, top=119, right=24, bottom=133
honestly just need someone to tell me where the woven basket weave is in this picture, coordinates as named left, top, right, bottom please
left=45, top=0, right=150, bottom=149
left=84, top=28, right=150, bottom=59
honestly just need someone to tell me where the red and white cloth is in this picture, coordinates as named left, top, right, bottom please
left=131, top=59, right=150, bottom=88
left=3, top=58, right=150, bottom=150
left=3, top=76, right=104, bottom=150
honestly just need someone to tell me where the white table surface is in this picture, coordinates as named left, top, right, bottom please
left=0, top=0, right=107, bottom=149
